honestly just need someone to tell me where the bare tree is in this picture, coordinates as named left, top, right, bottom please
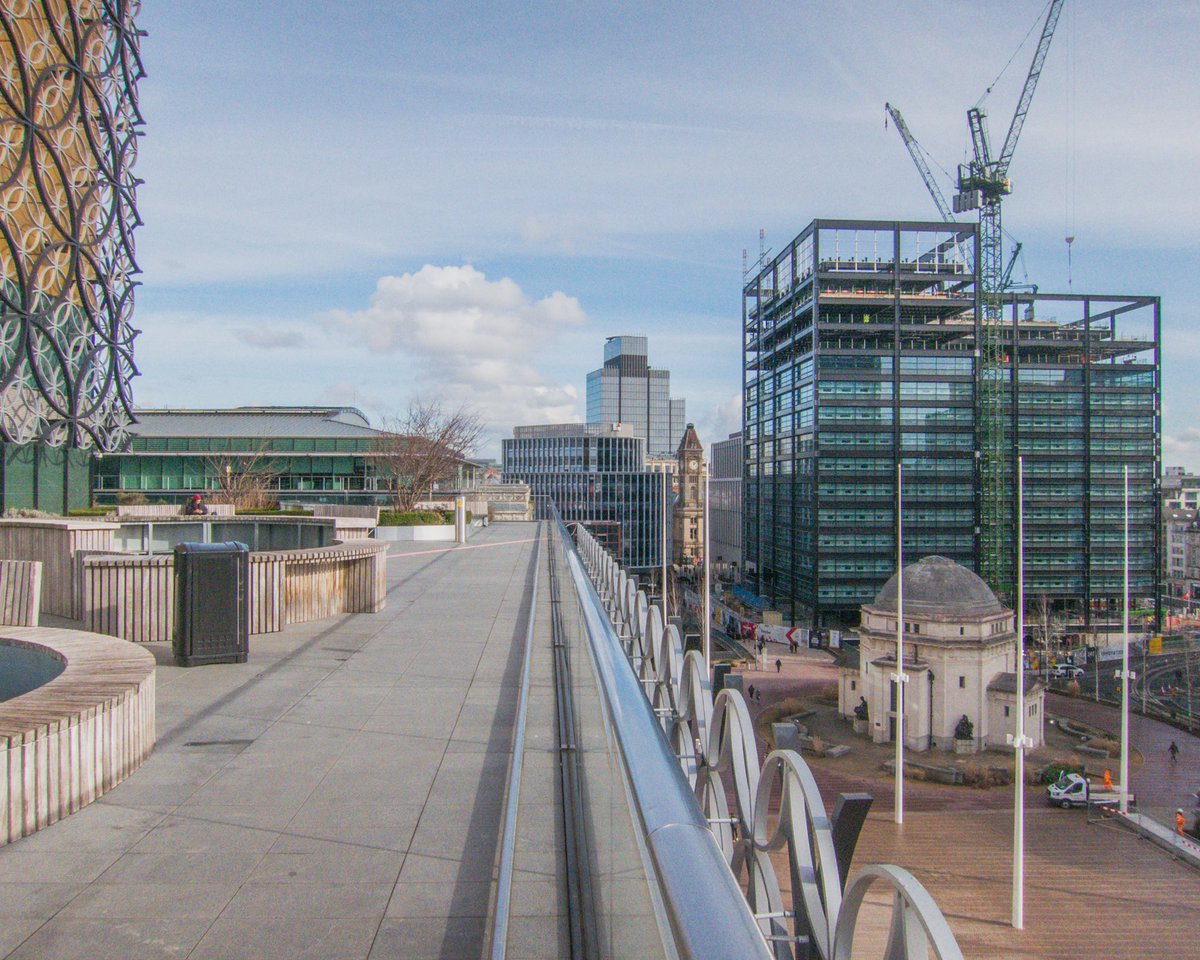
left=205, top=442, right=282, bottom=511
left=373, top=400, right=483, bottom=511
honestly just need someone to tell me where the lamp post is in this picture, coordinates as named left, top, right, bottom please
left=1120, top=465, right=1132, bottom=815
left=1008, top=457, right=1032, bottom=929
left=894, top=463, right=907, bottom=825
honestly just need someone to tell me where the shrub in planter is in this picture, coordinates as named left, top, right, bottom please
left=379, top=510, right=449, bottom=526
left=1040, top=760, right=1084, bottom=784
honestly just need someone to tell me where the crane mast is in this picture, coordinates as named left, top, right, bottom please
left=888, top=0, right=1065, bottom=599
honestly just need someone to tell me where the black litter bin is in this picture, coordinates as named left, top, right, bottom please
left=173, top=541, right=250, bottom=666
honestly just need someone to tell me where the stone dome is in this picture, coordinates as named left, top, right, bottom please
left=869, top=555, right=1006, bottom=620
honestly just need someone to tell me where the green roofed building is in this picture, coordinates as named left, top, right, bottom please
left=93, top=407, right=479, bottom=507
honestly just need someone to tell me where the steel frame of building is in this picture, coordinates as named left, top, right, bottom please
left=742, top=219, right=1160, bottom=631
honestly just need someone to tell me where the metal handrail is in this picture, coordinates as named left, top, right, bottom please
left=566, top=510, right=964, bottom=960
left=551, top=510, right=773, bottom=960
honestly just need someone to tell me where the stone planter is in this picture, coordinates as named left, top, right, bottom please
left=953, top=738, right=978, bottom=755
left=852, top=718, right=869, bottom=735
left=375, top=524, right=456, bottom=542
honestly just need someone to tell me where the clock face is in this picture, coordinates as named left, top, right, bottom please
left=688, top=459, right=698, bottom=471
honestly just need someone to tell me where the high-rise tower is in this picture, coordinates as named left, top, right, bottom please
left=0, top=1, right=145, bottom=511
left=585, top=335, right=685, bottom=458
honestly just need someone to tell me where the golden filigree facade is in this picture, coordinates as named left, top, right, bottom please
left=0, top=0, right=143, bottom=449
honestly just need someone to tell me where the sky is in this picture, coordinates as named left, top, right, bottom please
left=130, top=1, right=1200, bottom=464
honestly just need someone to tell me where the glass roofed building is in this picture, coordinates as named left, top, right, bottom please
left=93, top=407, right=478, bottom=506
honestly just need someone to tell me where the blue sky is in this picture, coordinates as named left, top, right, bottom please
left=131, top=1, right=1199, bottom=463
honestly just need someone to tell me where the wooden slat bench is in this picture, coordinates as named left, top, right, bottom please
left=0, top=560, right=41, bottom=627
left=0, top=626, right=156, bottom=846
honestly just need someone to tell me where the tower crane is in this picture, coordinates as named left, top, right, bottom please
left=886, top=0, right=1066, bottom=597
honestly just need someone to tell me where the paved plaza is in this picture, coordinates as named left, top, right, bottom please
left=0, top=524, right=547, bottom=960
left=744, top=653, right=1200, bottom=959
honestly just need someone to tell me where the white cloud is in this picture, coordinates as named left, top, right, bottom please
left=326, top=265, right=586, bottom=443
left=697, top=392, right=742, bottom=448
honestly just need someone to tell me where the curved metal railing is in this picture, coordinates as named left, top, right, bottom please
left=557, top=515, right=771, bottom=959
left=568, top=518, right=964, bottom=960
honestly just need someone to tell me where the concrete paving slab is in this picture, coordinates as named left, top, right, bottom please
left=0, top=884, right=86, bottom=919
left=384, top=879, right=493, bottom=918
left=0, top=523, right=543, bottom=960
left=56, top=882, right=237, bottom=920
left=189, top=918, right=378, bottom=960
left=368, top=917, right=488, bottom=960
left=218, top=882, right=394, bottom=919
left=6, top=918, right=212, bottom=960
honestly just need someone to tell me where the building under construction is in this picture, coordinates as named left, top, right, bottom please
left=743, top=218, right=1160, bottom=630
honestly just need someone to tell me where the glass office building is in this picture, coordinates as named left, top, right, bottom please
left=743, top=219, right=1161, bottom=628
left=93, top=407, right=478, bottom=506
left=502, top=423, right=664, bottom=569
left=710, top=431, right=743, bottom=573
left=586, top=336, right=686, bottom=458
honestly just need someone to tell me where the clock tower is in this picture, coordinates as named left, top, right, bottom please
left=673, top=423, right=705, bottom=566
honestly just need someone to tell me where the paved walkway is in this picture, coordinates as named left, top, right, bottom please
left=0, top=523, right=542, bottom=960
left=747, top=655, right=1200, bottom=957
left=1050, top=693, right=1200, bottom=825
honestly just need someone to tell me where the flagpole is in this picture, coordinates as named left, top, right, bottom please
left=1120, top=464, right=1131, bottom=814
left=703, top=465, right=711, bottom=677
left=894, top=462, right=906, bottom=825
left=1011, top=456, right=1029, bottom=929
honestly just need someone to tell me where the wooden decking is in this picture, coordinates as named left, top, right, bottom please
left=0, top=626, right=156, bottom=846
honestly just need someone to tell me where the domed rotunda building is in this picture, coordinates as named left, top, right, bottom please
left=837, top=555, right=1043, bottom=752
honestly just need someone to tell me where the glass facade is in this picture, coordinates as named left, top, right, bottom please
left=503, top=425, right=663, bottom=569
left=743, top=219, right=1161, bottom=628
left=90, top=408, right=478, bottom=506
left=586, top=336, right=686, bottom=457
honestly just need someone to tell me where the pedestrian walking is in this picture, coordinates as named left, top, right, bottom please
left=1170, top=741, right=1180, bottom=764
left=1177, top=808, right=1187, bottom=837
left=775, top=658, right=782, bottom=673
left=747, top=683, right=755, bottom=702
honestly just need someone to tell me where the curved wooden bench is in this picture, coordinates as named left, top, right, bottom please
left=0, top=627, right=156, bottom=846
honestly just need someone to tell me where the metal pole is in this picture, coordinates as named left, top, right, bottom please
left=661, top=469, right=669, bottom=619
left=1120, top=464, right=1131, bottom=815
left=704, top=466, right=711, bottom=677
left=1011, top=456, right=1027, bottom=930
left=894, top=463, right=906, bottom=825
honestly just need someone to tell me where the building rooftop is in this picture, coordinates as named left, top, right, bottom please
left=987, top=672, right=1045, bottom=695
left=511, top=422, right=638, bottom=440
left=869, top=555, right=1007, bottom=620
left=130, top=407, right=380, bottom=439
